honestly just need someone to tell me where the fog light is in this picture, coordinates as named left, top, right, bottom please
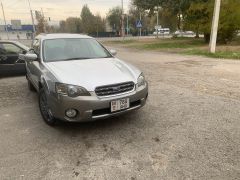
left=65, top=109, right=77, bottom=118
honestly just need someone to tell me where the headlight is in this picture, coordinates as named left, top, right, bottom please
left=137, top=73, right=146, bottom=87
left=56, top=83, right=90, bottom=97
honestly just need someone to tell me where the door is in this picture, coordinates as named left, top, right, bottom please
left=27, top=39, right=41, bottom=89
left=0, top=42, right=26, bottom=76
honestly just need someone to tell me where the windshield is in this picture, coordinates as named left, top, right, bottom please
left=43, top=38, right=112, bottom=62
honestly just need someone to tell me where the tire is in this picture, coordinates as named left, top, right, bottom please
left=39, top=88, right=57, bottom=126
left=28, top=79, right=35, bottom=92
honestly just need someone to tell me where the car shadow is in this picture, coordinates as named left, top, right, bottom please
left=0, top=73, right=26, bottom=78
left=53, top=111, right=140, bottom=135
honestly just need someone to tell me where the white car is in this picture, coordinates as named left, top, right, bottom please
left=153, top=28, right=170, bottom=35
left=19, top=34, right=148, bottom=126
left=174, top=30, right=196, bottom=37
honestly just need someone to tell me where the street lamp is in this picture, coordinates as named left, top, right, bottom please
left=154, top=7, right=160, bottom=38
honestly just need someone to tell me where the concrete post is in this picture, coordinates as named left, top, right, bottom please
left=209, top=0, right=221, bottom=53
left=157, top=7, right=159, bottom=38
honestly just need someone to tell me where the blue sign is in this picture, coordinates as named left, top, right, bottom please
left=136, top=20, right=143, bottom=28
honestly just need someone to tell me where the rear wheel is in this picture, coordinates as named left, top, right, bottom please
left=39, top=89, right=57, bottom=126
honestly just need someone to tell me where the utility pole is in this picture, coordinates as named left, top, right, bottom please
left=209, top=0, right=221, bottom=53
left=156, top=6, right=159, bottom=38
left=139, top=12, right=142, bottom=37
left=1, top=1, right=9, bottom=40
left=126, top=15, right=129, bottom=36
left=27, top=0, right=36, bottom=39
left=121, top=0, right=125, bottom=39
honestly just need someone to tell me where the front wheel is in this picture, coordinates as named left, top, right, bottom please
left=39, top=89, right=57, bottom=126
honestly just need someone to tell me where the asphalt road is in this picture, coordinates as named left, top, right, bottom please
left=0, top=46, right=240, bottom=180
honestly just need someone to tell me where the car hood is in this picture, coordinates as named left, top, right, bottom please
left=45, top=58, right=141, bottom=91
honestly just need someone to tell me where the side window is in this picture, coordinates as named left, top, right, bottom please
left=0, top=43, right=24, bottom=64
left=0, top=43, right=6, bottom=54
left=0, top=43, right=7, bottom=64
left=2, top=43, right=22, bottom=55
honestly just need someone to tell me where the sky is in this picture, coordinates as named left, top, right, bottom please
left=0, top=0, right=131, bottom=25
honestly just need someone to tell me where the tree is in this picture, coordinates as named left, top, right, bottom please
left=35, top=11, right=48, bottom=34
left=58, top=18, right=82, bottom=33
left=184, top=0, right=209, bottom=38
left=81, top=5, right=96, bottom=34
left=133, top=0, right=162, bottom=11
left=184, top=0, right=240, bottom=43
left=59, top=20, right=66, bottom=32
left=94, top=14, right=106, bottom=35
left=58, top=5, right=106, bottom=35
left=65, top=17, right=82, bottom=33
left=133, top=0, right=240, bottom=43
left=107, top=6, right=122, bottom=34
left=156, top=7, right=178, bottom=31
left=133, top=0, right=191, bottom=30
left=217, top=0, right=240, bottom=43
left=128, top=5, right=156, bottom=36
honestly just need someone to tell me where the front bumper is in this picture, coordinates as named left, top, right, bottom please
left=48, top=84, right=148, bottom=122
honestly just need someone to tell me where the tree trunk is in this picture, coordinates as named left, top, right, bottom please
left=195, top=25, right=200, bottom=38
left=204, top=33, right=210, bottom=43
left=177, top=14, right=181, bottom=30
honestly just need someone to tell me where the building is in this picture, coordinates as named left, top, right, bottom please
left=0, top=24, right=34, bottom=40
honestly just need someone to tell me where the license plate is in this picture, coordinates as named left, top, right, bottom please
left=111, top=98, right=130, bottom=112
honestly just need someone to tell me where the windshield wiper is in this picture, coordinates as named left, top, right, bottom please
left=60, top=57, right=91, bottom=61
left=55, top=56, right=112, bottom=62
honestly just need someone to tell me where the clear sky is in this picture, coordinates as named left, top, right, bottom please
left=0, top=0, right=131, bottom=24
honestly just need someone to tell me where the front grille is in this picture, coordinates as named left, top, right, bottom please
left=95, top=81, right=135, bottom=96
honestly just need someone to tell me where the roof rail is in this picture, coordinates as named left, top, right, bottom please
left=38, top=33, right=47, bottom=36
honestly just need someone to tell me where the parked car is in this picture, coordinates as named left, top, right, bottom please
left=185, top=31, right=195, bottom=36
left=19, top=34, right=148, bottom=126
left=0, top=41, right=29, bottom=76
left=174, top=30, right=184, bottom=36
left=153, top=28, right=170, bottom=36
left=174, top=30, right=196, bottom=37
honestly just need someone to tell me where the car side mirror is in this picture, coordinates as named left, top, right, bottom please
left=110, top=49, right=117, bottom=56
left=19, top=53, right=38, bottom=62
left=22, top=50, right=27, bottom=54
left=29, top=48, right=34, bottom=52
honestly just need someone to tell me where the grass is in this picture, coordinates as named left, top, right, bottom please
left=185, top=49, right=240, bottom=59
left=106, top=39, right=137, bottom=44
left=106, top=37, right=205, bottom=49
left=104, top=37, right=240, bottom=60
left=140, top=40, right=204, bottom=49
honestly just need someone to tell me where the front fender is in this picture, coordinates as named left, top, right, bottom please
left=40, top=76, right=50, bottom=94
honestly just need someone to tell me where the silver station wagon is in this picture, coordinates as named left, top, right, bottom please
left=19, top=34, right=148, bottom=126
